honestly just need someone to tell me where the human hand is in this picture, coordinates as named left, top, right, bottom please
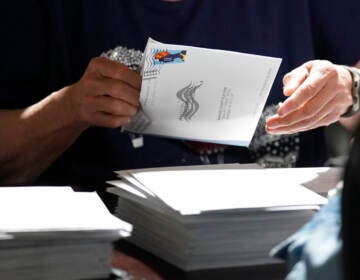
left=62, top=56, right=141, bottom=129
left=266, top=60, right=353, bottom=134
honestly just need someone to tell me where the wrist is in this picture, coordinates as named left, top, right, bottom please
left=50, top=86, right=90, bottom=131
left=341, top=66, right=360, bottom=118
left=21, top=88, right=89, bottom=137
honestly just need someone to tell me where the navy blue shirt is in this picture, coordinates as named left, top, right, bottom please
left=1, top=1, right=360, bottom=185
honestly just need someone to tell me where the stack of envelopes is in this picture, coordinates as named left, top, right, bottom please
left=107, top=164, right=330, bottom=271
left=0, top=187, right=131, bottom=280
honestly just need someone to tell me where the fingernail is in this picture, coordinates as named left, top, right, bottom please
left=276, top=102, right=289, bottom=117
left=267, top=129, right=282, bottom=135
left=277, top=107, right=289, bottom=117
left=266, top=121, right=280, bottom=129
left=283, top=86, right=292, bottom=96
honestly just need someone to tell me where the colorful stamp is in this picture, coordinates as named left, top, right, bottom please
left=153, top=49, right=187, bottom=64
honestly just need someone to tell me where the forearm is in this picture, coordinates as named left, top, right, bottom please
left=0, top=57, right=141, bottom=185
left=0, top=88, right=87, bottom=185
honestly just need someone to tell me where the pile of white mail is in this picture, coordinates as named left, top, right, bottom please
left=107, top=164, right=329, bottom=270
left=0, top=187, right=131, bottom=280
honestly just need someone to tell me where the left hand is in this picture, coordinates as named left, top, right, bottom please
left=266, top=60, right=353, bottom=134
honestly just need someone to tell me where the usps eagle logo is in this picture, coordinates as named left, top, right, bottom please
left=176, top=81, right=203, bottom=121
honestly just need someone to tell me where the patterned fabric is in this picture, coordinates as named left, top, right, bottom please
left=249, top=105, right=300, bottom=168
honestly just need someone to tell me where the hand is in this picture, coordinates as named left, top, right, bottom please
left=62, top=56, right=141, bottom=128
left=0, top=57, right=141, bottom=184
left=266, top=60, right=353, bottom=134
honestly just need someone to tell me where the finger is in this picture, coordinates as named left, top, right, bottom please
left=89, top=57, right=141, bottom=89
left=267, top=82, right=338, bottom=129
left=84, top=75, right=140, bottom=106
left=278, top=65, right=332, bottom=117
left=92, top=95, right=138, bottom=117
left=268, top=112, right=339, bottom=135
left=98, top=76, right=140, bottom=106
left=267, top=95, right=343, bottom=134
left=282, top=64, right=310, bottom=96
left=92, top=112, right=131, bottom=128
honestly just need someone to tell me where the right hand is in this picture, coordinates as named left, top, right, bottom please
left=62, top=56, right=141, bottom=128
left=266, top=60, right=353, bottom=134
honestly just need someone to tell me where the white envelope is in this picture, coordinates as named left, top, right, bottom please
left=124, top=38, right=282, bottom=146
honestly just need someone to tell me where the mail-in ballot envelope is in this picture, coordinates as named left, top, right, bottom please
left=124, top=38, right=282, bottom=146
